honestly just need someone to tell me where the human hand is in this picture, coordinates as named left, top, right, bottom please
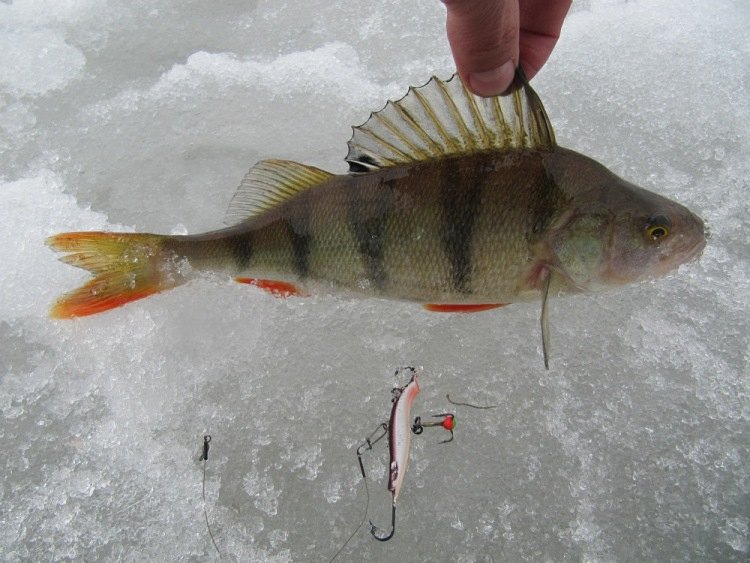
left=443, top=0, right=572, bottom=96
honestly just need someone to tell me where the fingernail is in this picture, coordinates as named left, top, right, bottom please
left=468, top=60, right=515, bottom=97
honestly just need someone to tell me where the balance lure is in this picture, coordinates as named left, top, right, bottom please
left=370, top=368, right=420, bottom=541
left=353, top=368, right=455, bottom=542
left=330, top=368, right=455, bottom=561
left=47, top=70, right=706, bottom=367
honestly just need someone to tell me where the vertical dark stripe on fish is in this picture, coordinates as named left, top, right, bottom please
left=440, top=160, right=482, bottom=294
left=529, top=168, right=560, bottom=242
left=287, top=225, right=311, bottom=279
left=228, top=232, right=253, bottom=270
left=286, top=193, right=312, bottom=279
left=348, top=180, right=394, bottom=291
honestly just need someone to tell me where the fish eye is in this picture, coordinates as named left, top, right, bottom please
left=645, top=214, right=671, bottom=241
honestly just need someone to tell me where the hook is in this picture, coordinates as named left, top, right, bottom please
left=370, top=503, right=396, bottom=541
left=355, top=423, right=397, bottom=541
left=411, top=413, right=455, bottom=443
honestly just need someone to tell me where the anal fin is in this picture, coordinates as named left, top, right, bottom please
left=235, top=277, right=306, bottom=297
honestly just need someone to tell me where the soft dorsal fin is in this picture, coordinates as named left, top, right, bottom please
left=346, top=69, right=556, bottom=172
left=224, top=159, right=333, bottom=225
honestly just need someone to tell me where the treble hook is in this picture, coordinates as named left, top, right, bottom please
left=412, top=413, right=456, bottom=443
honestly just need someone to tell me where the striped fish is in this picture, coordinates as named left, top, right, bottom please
left=47, top=70, right=706, bottom=367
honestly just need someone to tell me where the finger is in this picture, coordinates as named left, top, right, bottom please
left=444, top=0, right=519, bottom=97
left=518, top=0, right=572, bottom=78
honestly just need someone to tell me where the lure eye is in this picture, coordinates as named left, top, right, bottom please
left=645, top=214, right=671, bottom=241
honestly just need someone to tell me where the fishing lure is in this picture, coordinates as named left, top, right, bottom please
left=364, top=366, right=420, bottom=541
left=330, top=368, right=455, bottom=560
left=361, top=367, right=454, bottom=541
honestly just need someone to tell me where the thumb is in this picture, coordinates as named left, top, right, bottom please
left=444, top=0, right=519, bottom=96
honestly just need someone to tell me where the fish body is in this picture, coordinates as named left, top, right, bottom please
left=164, top=151, right=564, bottom=304
left=48, top=71, right=705, bottom=363
left=160, top=147, right=701, bottom=304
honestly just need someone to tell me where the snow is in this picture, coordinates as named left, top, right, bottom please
left=1, top=0, right=748, bottom=560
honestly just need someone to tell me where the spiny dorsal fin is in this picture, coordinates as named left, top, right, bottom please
left=224, top=159, right=333, bottom=225
left=346, top=69, right=556, bottom=172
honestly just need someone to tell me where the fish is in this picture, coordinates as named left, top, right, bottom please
left=47, top=69, right=706, bottom=367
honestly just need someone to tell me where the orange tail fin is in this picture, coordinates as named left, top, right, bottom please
left=46, top=231, right=180, bottom=318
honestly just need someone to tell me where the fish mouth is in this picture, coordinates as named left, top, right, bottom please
left=673, top=213, right=708, bottom=267
left=646, top=231, right=706, bottom=280
left=684, top=236, right=707, bottom=263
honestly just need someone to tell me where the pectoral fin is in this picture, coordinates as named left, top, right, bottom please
left=540, top=270, right=552, bottom=370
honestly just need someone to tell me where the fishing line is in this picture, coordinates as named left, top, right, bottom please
left=328, top=465, right=371, bottom=563
left=200, top=435, right=221, bottom=558
left=330, top=421, right=388, bottom=560
left=446, top=393, right=498, bottom=409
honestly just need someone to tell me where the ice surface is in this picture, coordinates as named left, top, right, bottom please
left=1, top=0, right=748, bottom=561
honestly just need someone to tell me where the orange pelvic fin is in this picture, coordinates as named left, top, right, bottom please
left=235, top=277, right=306, bottom=297
left=47, top=231, right=175, bottom=319
left=424, top=303, right=508, bottom=313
